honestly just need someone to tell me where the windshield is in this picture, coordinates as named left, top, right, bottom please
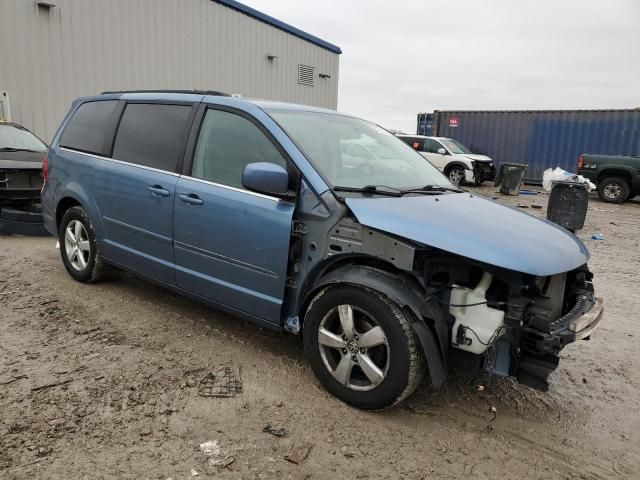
left=268, top=110, right=453, bottom=190
left=0, top=124, right=47, bottom=152
left=439, top=138, right=472, bottom=155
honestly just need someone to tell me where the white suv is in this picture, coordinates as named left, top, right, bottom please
left=397, top=135, right=495, bottom=185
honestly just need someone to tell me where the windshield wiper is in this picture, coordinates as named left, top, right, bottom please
left=400, top=184, right=465, bottom=195
left=333, top=185, right=403, bottom=197
left=0, top=147, right=41, bottom=153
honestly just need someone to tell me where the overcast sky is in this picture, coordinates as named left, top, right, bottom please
left=244, top=0, right=640, bottom=132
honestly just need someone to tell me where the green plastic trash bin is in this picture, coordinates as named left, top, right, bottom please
left=496, top=163, right=527, bottom=195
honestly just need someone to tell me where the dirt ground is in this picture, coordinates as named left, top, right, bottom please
left=1, top=186, right=639, bottom=480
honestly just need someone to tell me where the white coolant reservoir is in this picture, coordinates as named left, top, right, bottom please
left=450, top=272, right=505, bottom=354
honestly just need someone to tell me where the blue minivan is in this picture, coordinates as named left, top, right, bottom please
left=42, top=91, right=603, bottom=409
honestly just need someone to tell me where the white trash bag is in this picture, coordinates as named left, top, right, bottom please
left=542, top=167, right=596, bottom=192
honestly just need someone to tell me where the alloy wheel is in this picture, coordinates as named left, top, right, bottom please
left=449, top=168, right=464, bottom=185
left=64, top=220, right=90, bottom=271
left=317, top=304, right=390, bottom=391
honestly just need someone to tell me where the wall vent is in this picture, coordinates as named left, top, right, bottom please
left=298, top=65, right=315, bottom=86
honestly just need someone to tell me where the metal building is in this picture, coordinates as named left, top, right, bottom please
left=418, top=109, right=640, bottom=182
left=0, top=0, right=341, bottom=141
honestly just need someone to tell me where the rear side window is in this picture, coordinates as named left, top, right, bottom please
left=112, top=103, right=192, bottom=172
left=59, top=100, right=118, bottom=155
left=398, top=136, right=423, bottom=150
left=191, top=109, right=287, bottom=189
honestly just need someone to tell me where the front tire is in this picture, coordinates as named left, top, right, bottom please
left=446, top=165, right=465, bottom=186
left=58, top=206, right=109, bottom=283
left=597, top=176, right=629, bottom=204
left=303, top=285, right=424, bottom=410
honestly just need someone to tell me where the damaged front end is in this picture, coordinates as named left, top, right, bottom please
left=423, top=255, right=604, bottom=391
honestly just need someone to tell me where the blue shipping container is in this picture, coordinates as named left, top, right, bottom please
left=417, top=110, right=640, bottom=182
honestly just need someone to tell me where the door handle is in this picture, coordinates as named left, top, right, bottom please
left=148, top=185, right=170, bottom=197
left=178, top=193, right=204, bottom=206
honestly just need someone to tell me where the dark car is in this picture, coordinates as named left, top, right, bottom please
left=0, top=122, right=47, bottom=235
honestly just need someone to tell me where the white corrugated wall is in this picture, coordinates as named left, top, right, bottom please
left=0, top=0, right=340, bottom=140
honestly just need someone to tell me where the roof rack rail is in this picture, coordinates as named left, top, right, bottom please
left=100, top=89, right=230, bottom=96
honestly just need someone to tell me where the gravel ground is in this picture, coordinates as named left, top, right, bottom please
left=0, top=186, right=639, bottom=479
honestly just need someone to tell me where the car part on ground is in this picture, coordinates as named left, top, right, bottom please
left=42, top=92, right=603, bottom=409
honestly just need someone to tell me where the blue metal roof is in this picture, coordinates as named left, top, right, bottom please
left=212, top=0, right=342, bottom=54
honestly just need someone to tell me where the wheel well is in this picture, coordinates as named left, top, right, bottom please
left=445, top=162, right=466, bottom=174
left=598, top=170, right=631, bottom=185
left=299, top=256, right=400, bottom=324
left=56, top=197, right=81, bottom=229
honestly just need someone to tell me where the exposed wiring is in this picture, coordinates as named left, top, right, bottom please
left=427, top=293, right=515, bottom=309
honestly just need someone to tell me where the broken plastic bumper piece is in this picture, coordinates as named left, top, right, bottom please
left=523, top=294, right=604, bottom=355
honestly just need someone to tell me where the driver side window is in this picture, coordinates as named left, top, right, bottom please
left=423, top=139, right=443, bottom=154
left=192, top=109, right=287, bottom=189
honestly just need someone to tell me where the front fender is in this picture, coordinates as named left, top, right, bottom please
left=304, top=265, right=447, bottom=388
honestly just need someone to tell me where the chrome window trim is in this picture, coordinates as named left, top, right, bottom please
left=58, top=147, right=286, bottom=202
left=180, top=175, right=282, bottom=202
left=58, top=147, right=180, bottom=177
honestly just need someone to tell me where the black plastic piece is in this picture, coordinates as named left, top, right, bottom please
left=547, top=181, right=589, bottom=231
left=101, top=90, right=230, bottom=96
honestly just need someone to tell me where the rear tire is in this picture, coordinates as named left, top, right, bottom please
left=58, top=206, right=110, bottom=283
left=597, top=176, right=629, bottom=204
left=303, top=285, right=424, bottom=410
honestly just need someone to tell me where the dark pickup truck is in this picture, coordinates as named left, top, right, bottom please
left=577, top=153, right=640, bottom=203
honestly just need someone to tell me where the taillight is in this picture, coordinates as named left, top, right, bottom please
left=577, top=155, right=584, bottom=170
left=42, top=154, right=49, bottom=181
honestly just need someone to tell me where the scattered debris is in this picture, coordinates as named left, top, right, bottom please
left=0, top=375, right=27, bottom=386
left=262, top=424, right=286, bottom=437
left=31, top=378, right=73, bottom=392
left=531, top=205, right=543, bottom=209
left=591, top=234, right=604, bottom=240
left=516, top=204, right=529, bottom=208
left=198, top=363, right=242, bottom=398
left=285, top=443, right=312, bottom=464
left=210, top=456, right=235, bottom=468
left=487, top=406, right=497, bottom=432
left=199, top=440, right=221, bottom=457
left=476, top=385, right=485, bottom=392
left=275, top=400, right=283, bottom=407
left=518, top=189, right=538, bottom=195
left=340, top=445, right=355, bottom=458
left=190, top=468, right=199, bottom=476
left=40, top=299, right=59, bottom=306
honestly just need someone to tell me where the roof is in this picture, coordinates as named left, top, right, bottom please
left=94, top=91, right=352, bottom=116
left=213, top=0, right=342, bottom=55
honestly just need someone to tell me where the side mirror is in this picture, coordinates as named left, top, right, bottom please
left=242, top=162, right=290, bottom=197
left=437, top=147, right=447, bottom=155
